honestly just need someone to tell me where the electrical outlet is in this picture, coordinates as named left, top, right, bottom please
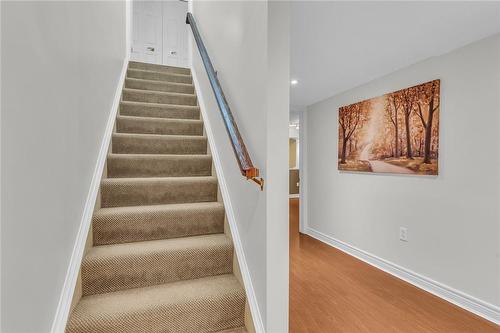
left=399, top=227, right=408, bottom=242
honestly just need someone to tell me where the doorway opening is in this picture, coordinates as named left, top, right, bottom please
left=289, top=111, right=305, bottom=234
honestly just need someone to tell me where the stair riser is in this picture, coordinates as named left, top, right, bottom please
left=120, top=102, right=200, bottom=120
left=127, top=69, right=192, bottom=84
left=93, top=205, right=225, bottom=245
left=100, top=178, right=218, bottom=207
left=112, top=135, right=207, bottom=155
left=129, top=61, right=191, bottom=75
left=116, top=117, right=203, bottom=136
left=123, top=89, right=197, bottom=106
left=82, top=243, right=233, bottom=295
left=125, top=78, right=194, bottom=94
left=107, top=155, right=212, bottom=178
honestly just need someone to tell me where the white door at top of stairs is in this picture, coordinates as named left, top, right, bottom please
left=131, top=0, right=188, bottom=68
left=162, top=0, right=188, bottom=68
left=131, top=1, right=162, bottom=64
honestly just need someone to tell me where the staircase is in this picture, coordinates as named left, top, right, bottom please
left=66, top=61, right=247, bottom=333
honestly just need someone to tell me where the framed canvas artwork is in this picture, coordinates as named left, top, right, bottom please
left=338, top=79, right=440, bottom=175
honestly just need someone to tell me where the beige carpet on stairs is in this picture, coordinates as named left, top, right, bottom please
left=66, top=61, right=247, bottom=333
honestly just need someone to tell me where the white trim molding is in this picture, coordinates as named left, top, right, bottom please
left=50, top=57, right=129, bottom=333
left=191, top=68, right=265, bottom=333
left=305, top=226, right=500, bottom=326
left=298, top=110, right=308, bottom=234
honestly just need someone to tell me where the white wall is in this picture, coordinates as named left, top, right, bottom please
left=305, top=34, right=500, bottom=309
left=190, top=1, right=289, bottom=331
left=0, top=2, right=3, bottom=330
left=266, top=2, right=290, bottom=331
left=1, top=2, right=126, bottom=332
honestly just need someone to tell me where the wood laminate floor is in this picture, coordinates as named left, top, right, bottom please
left=289, top=198, right=499, bottom=333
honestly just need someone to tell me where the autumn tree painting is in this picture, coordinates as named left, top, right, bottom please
left=338, top=79, right=440, bottom=175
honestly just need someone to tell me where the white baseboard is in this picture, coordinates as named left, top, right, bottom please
left=191, top=67, right=265, bottom=333
left=305, top=227, right=500, bottom=326
left=50, top=57, right=129, bottom=333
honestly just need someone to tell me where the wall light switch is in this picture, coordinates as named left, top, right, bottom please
left=399, top=227, right=408, bottom=242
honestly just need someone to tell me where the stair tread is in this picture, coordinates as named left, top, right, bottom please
left=108, top=152, right=210, bottom=158
left=112, top=132, right=207, bottom=155
left=120, top=100, right=199, bottom=110
left=100, top=176, right=218, bottom=208
left=107, top=153, right=212, bottom=177
left=129, top=60, right=190, bottom=70
left=116, top=115, right=202, bottom=124
left=119, top=101, right=200, bottom=120
left=127, top=68, right=193, bottom=84
left=122, top=88, right=197, bottom=106
left=95, top=201, right=224, bottom=216
left=74, top=274, right=242, bottom=311
left=82, top=233, right=233, bottom=294
left=127, top=67, right=192, bottom=78
left=125, top=77, right=194, bottom=94
left=129, top=61, right=191, bottom=75
left=113, top=132, right=206, bottom=139
left=218, top=328, right=247, bottom=333
left=92, top=202, right=225, bottom=246
left=101, top=176, right=217, bottom=185
left=126, top=77, right=194, bottom=88
left=87, top=233, right=230, bottom=259
left=107, top=153, right=212, bottom=165
left=123, top=87, right=196, bottom=97
left=67, top=274, right=245, bottom=333
left=116, top=115, right=203, bottom=136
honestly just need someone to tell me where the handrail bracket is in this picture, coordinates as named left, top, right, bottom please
left=249, top=176, right=264, bottom=191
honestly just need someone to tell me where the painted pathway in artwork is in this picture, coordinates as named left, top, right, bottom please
left=368, top=160, right=415, bottom=174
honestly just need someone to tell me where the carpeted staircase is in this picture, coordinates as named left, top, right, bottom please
left=66, top=61, right=248, bottom=333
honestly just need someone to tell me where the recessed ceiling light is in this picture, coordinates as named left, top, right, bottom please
left=291, top=79, right=298, bottom=85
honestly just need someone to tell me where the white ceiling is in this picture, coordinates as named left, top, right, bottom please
left=290, top=1, right=500, bottom=109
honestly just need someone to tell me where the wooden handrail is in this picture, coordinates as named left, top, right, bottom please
left=186, top=12, right=264, bottom=190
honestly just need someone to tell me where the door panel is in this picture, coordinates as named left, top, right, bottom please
left=131, top=1, right=162, bottom=64
left=162, top=1, right=188, bottom=67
